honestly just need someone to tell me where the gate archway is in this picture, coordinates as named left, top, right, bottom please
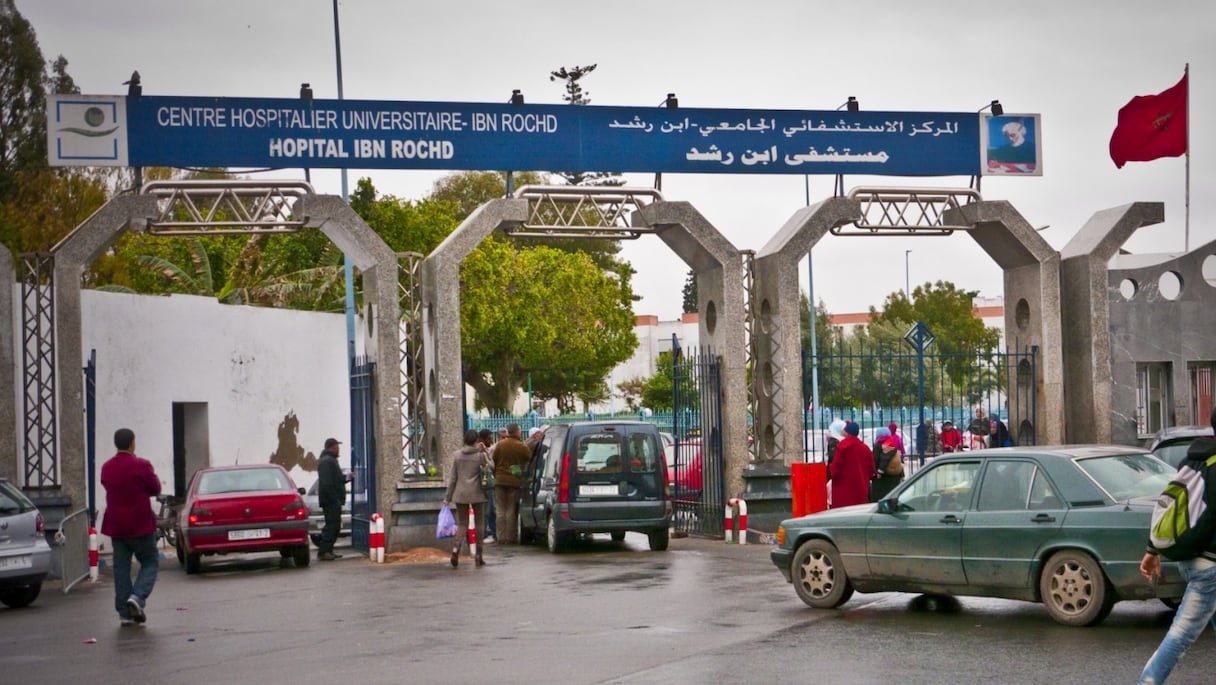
left=752, top=190, right=1066, bottom=469
left=41, top=182, right=402, bottom=546
left=416, top=187, right=749, bottom=500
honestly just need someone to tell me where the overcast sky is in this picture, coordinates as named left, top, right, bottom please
left=20, top=0, right=1215, bottom=319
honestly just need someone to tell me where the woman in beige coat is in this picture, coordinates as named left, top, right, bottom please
left=443, top=429, right=489, bottom=568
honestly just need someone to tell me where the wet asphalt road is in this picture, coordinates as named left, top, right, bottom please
left=2, top=535, right=1213, bottom=685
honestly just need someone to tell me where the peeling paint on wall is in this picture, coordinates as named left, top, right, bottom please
left=270, top=410, right=317, bottom=473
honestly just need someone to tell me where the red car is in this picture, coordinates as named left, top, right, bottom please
left=174, top=464, right=311, bottom=574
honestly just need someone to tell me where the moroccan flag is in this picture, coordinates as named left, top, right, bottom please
left=1109, top=72, right=1188, bottom=168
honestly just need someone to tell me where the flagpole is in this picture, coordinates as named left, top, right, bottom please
left=1185, top=62, right=1191, bottom=252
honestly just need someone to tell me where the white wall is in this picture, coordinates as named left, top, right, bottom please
left=79, top=291, right=351, bottom=509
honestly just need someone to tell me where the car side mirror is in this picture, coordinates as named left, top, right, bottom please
left=877, top=499, right=896, bottom=515
left=297, top=487, right=306, bottom=496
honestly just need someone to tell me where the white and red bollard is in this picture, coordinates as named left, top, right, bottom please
left=723, top=498, right=748, bottom=545
left=88, top=526, right=99, bottom=581
left=369, top=513, right=385, bottom=563
left=467, top=506, right=478, bottom=560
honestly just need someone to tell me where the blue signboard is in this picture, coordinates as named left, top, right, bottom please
left=49, top=95, right=991, bottom=176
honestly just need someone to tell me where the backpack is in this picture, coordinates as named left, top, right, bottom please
left=1149, top=453, right=1216, bottom=561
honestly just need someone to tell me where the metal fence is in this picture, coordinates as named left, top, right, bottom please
left=56, top=508, right=91, bottom=594
left=803, top=327, right=1038, bottom=467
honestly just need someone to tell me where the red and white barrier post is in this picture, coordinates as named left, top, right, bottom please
left=88, top=526, right=99, bottom=581
left=467, top=506, right=478, bottom=561
left=724, top=498, right=748, bottom=545
left=369, top=513, right=385, bottom=563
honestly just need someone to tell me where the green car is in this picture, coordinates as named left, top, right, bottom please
left=770, top=445, right=1187, bottom=626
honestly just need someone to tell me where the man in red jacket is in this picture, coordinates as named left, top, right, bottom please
left=101, top=428, right=162, bottom=626
left=828, top=421, right=876, bottom=508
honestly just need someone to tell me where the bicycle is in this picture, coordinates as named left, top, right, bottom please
left=155, top=494, right=182, bottom=556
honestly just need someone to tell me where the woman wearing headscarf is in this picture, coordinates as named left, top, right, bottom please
left=870, top=436, right=905, bottom=502
left=825, top=419, right=847, bottom=467
left=828, top=422, right=875, bottom=508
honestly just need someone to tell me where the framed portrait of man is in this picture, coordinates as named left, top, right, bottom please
left=981, top=113, right=1042, bottom=176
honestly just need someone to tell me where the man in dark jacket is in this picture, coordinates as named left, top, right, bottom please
left=316, top=438, right=346, bottom=561
left=491, top=423, right=532, bottom=544
left=1139, top=407, right=1216, bottom=683
left=101, top=427, right=161, bottom=626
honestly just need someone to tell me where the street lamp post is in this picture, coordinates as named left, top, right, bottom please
left=333, top=0, right=355, bottom=362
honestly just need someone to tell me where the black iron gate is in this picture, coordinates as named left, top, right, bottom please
left=803, top=322, right=1038, bottom=464
left=349, top=356, right=377, bottom=555
left=672, top=344, right=725, bottom=539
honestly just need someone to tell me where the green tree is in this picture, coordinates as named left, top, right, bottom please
left=548, top=64, right=623, bottom=189
left=681, top=269, right=697, bottom=313
left=640, top=350, right=677, bottom=412
left=459, top=239, right=637, bottom=412
left=868, top=280, right=1000, bottom=388
left=616, top=376, right=646, bottom=412
left=0, top=0, right=51, bottom=203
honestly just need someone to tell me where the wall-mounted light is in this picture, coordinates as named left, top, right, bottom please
left=124, top=70, right=141, bottom=97
left=300, top=83, right=313, bottom=102
left=979, top=99, right=1003, bottom=116
left=510, top=89, right=525, bottom=105
left=836, top=96, right=859, bottom=112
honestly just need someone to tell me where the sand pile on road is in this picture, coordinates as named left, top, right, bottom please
left=380, top=547, right=452, bottom=565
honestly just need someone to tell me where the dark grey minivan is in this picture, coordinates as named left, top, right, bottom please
left=518, top=421, right=672, bottom=553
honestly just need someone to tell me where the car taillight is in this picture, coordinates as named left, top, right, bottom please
left=35, top=512, right=44, bottom=534
left=661, top=458, right=671, bottom=501
left=188, top=508, right=212, bottom=525
left=558, top=452, right=571, bottom=504
left=283, top=499, right=307, bottom=518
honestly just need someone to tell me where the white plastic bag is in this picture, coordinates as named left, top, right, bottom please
left=436, top=504, right=458, bottom=539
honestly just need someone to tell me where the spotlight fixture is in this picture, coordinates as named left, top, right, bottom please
left=662, top=93, right=679, bottom=109
left=979, top=99, right=1004, bottom=116
left=509, top=89, right=525, bottom=105
left=836, top=96, right=859, bottom=112
left=300, top=83, right=313, bottom=102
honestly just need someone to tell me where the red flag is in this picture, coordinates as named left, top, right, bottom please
left=1109, top=72, right=1188, bottom=168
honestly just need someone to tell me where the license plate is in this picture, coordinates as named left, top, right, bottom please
left=228, top=528, right=271, bottom=541
left=579, top=485, right=618, bottom=496
left=0, top=554, right=32, bottom=571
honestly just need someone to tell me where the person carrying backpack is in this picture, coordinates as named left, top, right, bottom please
left=1138, top=406, right=1216, bottom=684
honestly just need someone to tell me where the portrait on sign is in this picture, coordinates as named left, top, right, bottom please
left=981, top=113, right=1041, bottom=176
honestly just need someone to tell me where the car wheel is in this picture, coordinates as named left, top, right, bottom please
left=185, top=552, right=202, bottom=575
left=0, top=583, right=41, bottom=609
left=648, top=527, right=669, bottom=551
left=1039, top=550, right=1113, bottom=626
left=546, top=516, right=566, bottom=554
left=292, top=544, right=311, bottom=567
left=791, top=539, right=855, bottom=609
left=611, top=531, right=627, bottom=543
left=279, top=549, right=293, bottom=558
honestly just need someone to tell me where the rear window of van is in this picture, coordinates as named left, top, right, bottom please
left=573, top=431, right=659, bottom=474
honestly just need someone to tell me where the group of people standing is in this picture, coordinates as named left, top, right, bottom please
left=441, top=422, right=537, bottom=568
left=825, top=420, right=906, bottom=508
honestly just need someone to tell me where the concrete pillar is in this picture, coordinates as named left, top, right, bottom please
left=945, top=201, right=1066, bottom=445
left=1059, top=203, right=1164, bottom=444
left=633, top=202, right=746, bottom=498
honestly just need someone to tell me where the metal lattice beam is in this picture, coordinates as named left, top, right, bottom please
left=142, top=180, right=314, bottom=236
left=741, top=250, right=758, bottom=462
left=397, top=252, right=429, bottom=476
left=506, top=185, right=663, bottom=239
left=19, top=253, right=57, bottom=487
left=833, top=187, right=981, bottom=236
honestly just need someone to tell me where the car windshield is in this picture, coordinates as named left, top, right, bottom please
left=1075, top=453, right=1175, bottom=500
left=197, top=468, right=291, bottom=495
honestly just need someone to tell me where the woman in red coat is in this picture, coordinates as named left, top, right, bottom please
left=828, top=421, right=876, bottom=508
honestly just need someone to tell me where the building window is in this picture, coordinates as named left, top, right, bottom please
left=1137, top=363, right=1172, bottom=436
left=1190, top=363, right=1214, bottom=425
